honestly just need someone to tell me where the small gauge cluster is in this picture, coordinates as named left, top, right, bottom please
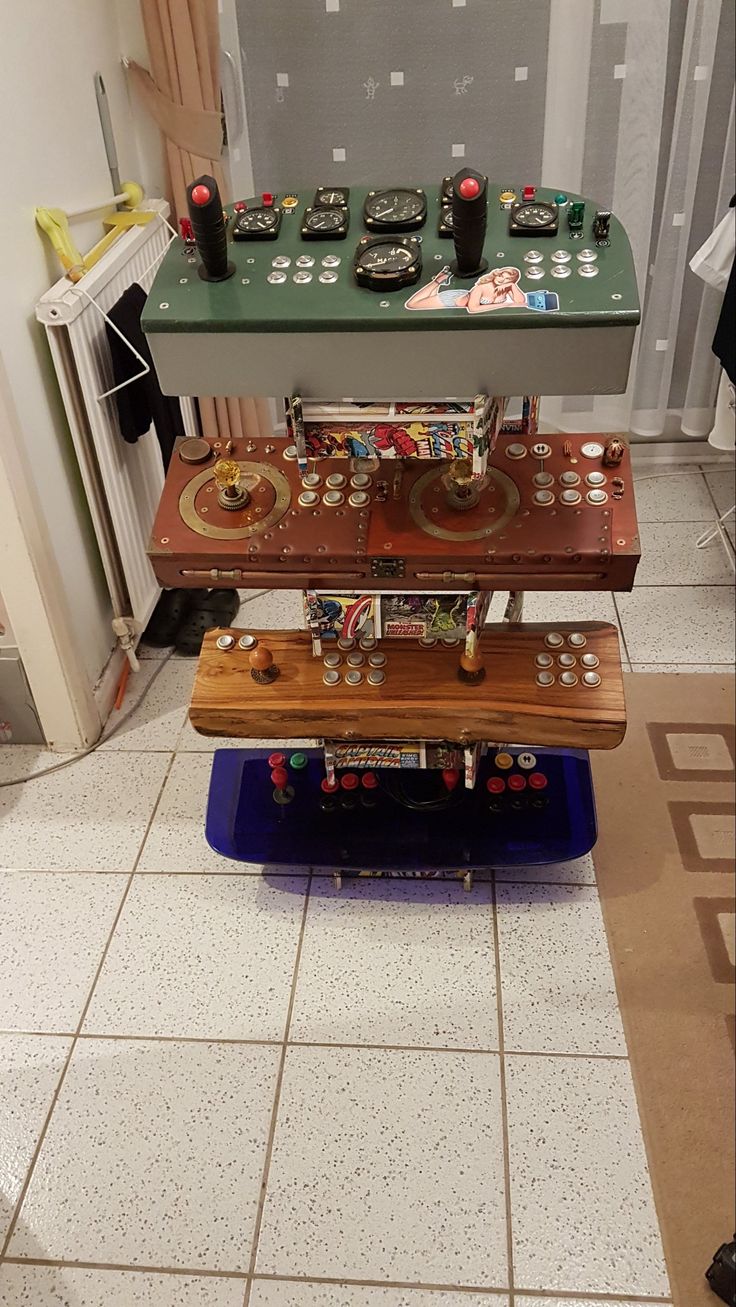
left=353, top=235, right=422, bottom=291
left=226, top=180, right=610, bottom=293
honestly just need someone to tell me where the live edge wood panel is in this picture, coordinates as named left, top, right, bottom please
left=190, top=622, right=626, bottom=750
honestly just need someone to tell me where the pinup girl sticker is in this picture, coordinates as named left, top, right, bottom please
left=405, top=265, right=559, bottom=313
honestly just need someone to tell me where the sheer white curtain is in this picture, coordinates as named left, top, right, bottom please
left=541, top=0, right=734, bottom=439
left=224, top=0, right=734, bottom=441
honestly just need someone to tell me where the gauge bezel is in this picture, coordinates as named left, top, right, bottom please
left=353, top=235, right=423, bottom=291
left=232, top=206, right=282, bottom=240
left=508, top=200, right=559, bottom=237
left=363, top=188, right=427, bottom=233
left=314, top=187, right=350, bottom=208
left=300, top=205, right=350, bottom=240
left=437, top=205, right=454, bottom=238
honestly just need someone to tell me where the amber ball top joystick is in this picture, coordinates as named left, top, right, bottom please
left=214, top=458, right=250, bottom=511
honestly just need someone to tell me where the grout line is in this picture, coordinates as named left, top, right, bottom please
left=0, top=1256, right=249, bottom=1282
left=0, top=1256, right=674, bottom=1302
left=0, top=753, right=177, bottom=1262
left=251, top=1271, right=510, bottom=1294
left=242, top=873, right=313, bottom=1307
left=512, top=1292, right=673, bottom=1304
left=0, top=1029, right=631, bottom=1061
left=490, top=873, right=515, bottom=1306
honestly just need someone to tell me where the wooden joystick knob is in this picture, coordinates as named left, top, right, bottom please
left=458, top=648, right=486, bottom=684
left=249, top=646, right=273, bottom=671
left=249, top=643, right=279, bottom=684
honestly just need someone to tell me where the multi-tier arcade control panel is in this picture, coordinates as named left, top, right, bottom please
left=141, top=173, right=640, bottom=398
left=142, top=167, right=641, bottom=875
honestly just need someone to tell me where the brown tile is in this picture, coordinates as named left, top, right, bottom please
left=648, top=721, right=735, bottom=782
left=693, top=897, right=736, bottom=984
left=668, top=801, right=736, bottom=874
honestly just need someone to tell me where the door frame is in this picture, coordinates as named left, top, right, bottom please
left=0, top=352, right=102, bottom=750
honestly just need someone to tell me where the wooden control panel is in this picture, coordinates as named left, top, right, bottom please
left=190, top=622, right=626, bottom=750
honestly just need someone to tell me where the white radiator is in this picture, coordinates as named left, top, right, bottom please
left=35, top=199, right=197, bottom=656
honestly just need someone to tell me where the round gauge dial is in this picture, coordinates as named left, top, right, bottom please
left=304, top=207, right=347, bottom=233
left=363, top=188, right=427, bottom=232
left=234, top=208, right=279, bottom=234
left=513, top=202, right=557, bottom=229
left=354, top=236, right=422, bottom=290
left=315, top=187, right=349, bottom=208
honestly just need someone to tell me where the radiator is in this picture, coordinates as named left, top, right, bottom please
left=35, top=199, right=198, bottom=658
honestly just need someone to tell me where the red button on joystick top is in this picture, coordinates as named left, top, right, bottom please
left=442, top=768, right=460, bottom=792
left=458, top=177, right=481, bottom=199
left=270, top=767, right=289, bottom=789
left=190, top=183, right=212, bottom=206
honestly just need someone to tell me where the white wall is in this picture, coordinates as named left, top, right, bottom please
left=0, top=0, right=164, bottom=687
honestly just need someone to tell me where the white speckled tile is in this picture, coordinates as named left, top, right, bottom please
left=516, top=1299, right=657, bottom=1307
left=237, top=588, right=304, bottom=630
left=99, top=661, right=195, bottom=752
left=136, top=754, right=251, bottom=872
left=0, top=1265, right=246, bottom=1306
left=138, top=638, right=176, bottom=659
left=495, top=852, right=596, bottom=884
left=8, top=1039, right=279, bottom=1270
left=635, top=522, right=735, bottom=586
left=632, top=468, right=714, bottom=521
left=630, top=663, right=735, bottom=673
left=506, top=1055, right=669, bottom=1296
left=495, top=884, right=626, bottom=1055
left=0, top=1034, right=71, bottom=1243
left=0, top=749, right=171, bottom=872
left=251, top=1284, right=503, bottom=1306
left=0, top=874, right=126, bottom=1032
left=289, top=879, right=497, bottom=1049
left=489, top=589, right=620, bottom=627
left=704, top=467, right=735, bottom=517
left=616, top=586, right=735, bottom=664
left=178, top=715, right=318, bottom=752
left=256, top=1045, right=507, bottom=1287
left=84, top=875, right=306, bottom=1039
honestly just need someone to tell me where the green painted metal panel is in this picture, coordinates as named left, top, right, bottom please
left=142, top=186, right=639, bottom=340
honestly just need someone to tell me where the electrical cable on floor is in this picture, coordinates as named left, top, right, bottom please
left=0, top=588, right=275, bottom=789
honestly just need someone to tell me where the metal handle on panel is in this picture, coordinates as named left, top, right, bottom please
left=220, top=49, right=244, bottom=143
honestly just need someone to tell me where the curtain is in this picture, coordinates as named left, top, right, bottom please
left=232, top=0, right=735, bottom=441
left=128, top=0, right=270, bottom=442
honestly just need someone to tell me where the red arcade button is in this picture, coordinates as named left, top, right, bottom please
left=486, top=776, right=506, bottom=794
left=508, top=773, right=527, bottom=791
left=340, top=772, right=359, bottom=791
left=361, top=771, right=379, bottom=789
left=529, top=772, right=548, bottom=790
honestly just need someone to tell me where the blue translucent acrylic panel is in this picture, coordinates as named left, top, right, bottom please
left=205, top=747, right=597, bottom=871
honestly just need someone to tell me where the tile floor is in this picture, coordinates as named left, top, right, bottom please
left=0, top=462, right=733, bottom=1305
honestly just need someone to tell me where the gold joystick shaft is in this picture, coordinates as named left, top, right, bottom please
left=214, top=459, right=250, bottom=511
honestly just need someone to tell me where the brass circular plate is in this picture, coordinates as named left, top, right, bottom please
left=179, top=461, right=291, bottom=539
left=178, top=437, right=212, bottom=465
left=408, top=466, right=520, bottom=541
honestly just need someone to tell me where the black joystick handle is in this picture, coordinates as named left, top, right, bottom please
left=451, top=168, right=488, bottom=278
left=186, top=174, right=235, bottom=283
